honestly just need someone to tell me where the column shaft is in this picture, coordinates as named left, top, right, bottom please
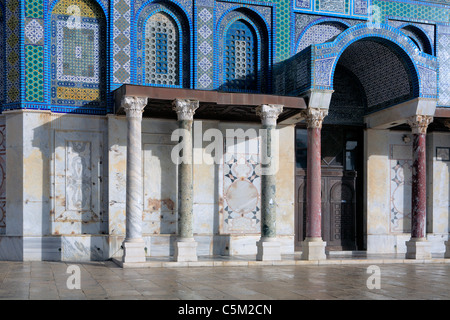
left=405, top=114, right=432, bottom=259
left=121, top=96, right=148, bottom=264
left=177, top=119, right=194, bottom=239
left=411, top=132, right=426, bottom=239
left=301, top=107, right=327, bottom=260
left=260, top=124, right=277, bottom=239
left=256, top=104, right=283, bottom=261
left=306, top=126, right=322, bottom=238
left=172, top=99, right=199, bottom=262
left=126, top=114, right=144, bottom=241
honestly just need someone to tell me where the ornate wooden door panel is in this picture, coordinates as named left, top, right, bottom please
left=295, top=126, right=362, bottom=251
left=325, top=175, right=357, bottom=250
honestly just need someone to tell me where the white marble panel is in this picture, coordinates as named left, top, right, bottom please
left=142, top=133, right=178, bottom=235
left=53, top=130, right=103, bottom=225
left=193, top=203, right=215, bottom=234
left=61, top=235, right=107, bottom=261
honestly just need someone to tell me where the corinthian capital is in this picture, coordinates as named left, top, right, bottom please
left=256, top=104, right=284, bottom=126
left=122, top=96, right=148, bottom=119
left=172, top=99, right=199, bottom=121
left=301, top=107, right=328, bottom=129
left=407, top=115, right=433, bottom=134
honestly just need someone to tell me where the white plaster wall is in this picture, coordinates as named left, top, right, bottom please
left=0, top=111, right=109, bottom=261
left=427, top=131, right=450, bottom=252
left=366, top=129, right=412, bottom=253
left=0, top=111, right=296, bottom=261
left=366, top=128, right=450, bottom=254
left=108, top=117, right=295, bottom=257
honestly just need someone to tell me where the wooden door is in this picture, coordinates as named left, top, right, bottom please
left=295, top=126, right=362, bottom=251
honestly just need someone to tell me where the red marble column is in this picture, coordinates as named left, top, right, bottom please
left=304, top=108, right=328, bottom=240
left=411, top=132, right=427, bottom=238
left=407, top=115, right=432, bottom=240
left=306, top=126, right=322, bottom=238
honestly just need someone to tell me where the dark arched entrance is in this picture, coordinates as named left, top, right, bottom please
left=295, top=37, right=419, bottom=251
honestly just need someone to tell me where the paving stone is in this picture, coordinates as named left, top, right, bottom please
left=0, top=261, right=449, bottom=300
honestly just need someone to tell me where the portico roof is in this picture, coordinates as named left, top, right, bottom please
left=113, top=85, right=307, bottom=123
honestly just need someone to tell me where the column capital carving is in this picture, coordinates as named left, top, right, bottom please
left=256, top=104, right=284, bottom=126
left=122, top=96, right=148, bottom=119
left=172, top=99, right=199, bottom=121
left=407, top=115, right=433, bottom=134
left=301, top=107, right=328, bottom=129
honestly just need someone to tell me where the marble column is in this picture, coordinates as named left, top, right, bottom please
left=173, top=99, right=199, bottom=262
left=122, top=96, right=148, bottom=263
left=405, top=115, right=433, bottom=259
left=255, top=104, right=283, bottom=261
left=301, top=107, right=328, bottom=260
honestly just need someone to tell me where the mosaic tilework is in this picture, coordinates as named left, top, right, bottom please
left=293, top=0, right=366, bottom=18
left=6, top=0, right=449, bottom=115
left=337, top=39, right=414, bottom=111
left=50, top=0, right=107, bottom=109
left=277, top=21, right=438, bottom=107
left=390, top=155, right=412, bottom=233
left=223, top=20, right=257, bottom=91
left=5, top=0, right=20, bottom=104
left=319, top=0, right=347, bottom=14
left=296, top=21, right=348, bottom=53
left=144, top=12, right=179, bottom=86
left=25, top=45, right=44, bottom=102
left=25, top=18, right=44, bottom=45
left=26, top=0, right=43, bottom=18
left=310, top=24, right=438, bottom=99
left=215, top=7, right=270, bottom=92
left=135, top=2, right=191, bottom=88
left=293, top=14, right=361, bottom=55
left=389, top=20, right=435, bottom=54
left=196, top=6, right=214, bottom=89
left=24, top=0, right=44, bottom=105
left=273, top=46, right=311, bottom=96
left=437, top=24, right=450, bottom=106
left=0, top=7, right=4, bottom=107
left=353, top=0, right=368, bottom=15
left=113, top=0, right=131, bottom=84
left=374, top=0, right=450, bottom=23
left=325, top=64, right=366, bottom=125
left=52, top=0, right=104, bottom=17
left=220, top=147, right=261, bottom=235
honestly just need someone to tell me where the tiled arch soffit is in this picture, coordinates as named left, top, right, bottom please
left=306, top=23, right=438, bottom=128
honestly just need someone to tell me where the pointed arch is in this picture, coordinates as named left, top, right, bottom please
left=399, top=24, right=434, bottom=56
left=134, top=1, right=192, bottom=88
left=215, top=7, right=271, bottom=93
left=310, top=24, right=438, bottom=100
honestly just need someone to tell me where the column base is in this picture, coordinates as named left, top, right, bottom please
left=122, top=239, right=146, bottom=263
left=256, top=238, right=281, bottom=261
left=174, top=238, right=198, bottom=262
left=444, top=241, right=450, bottom=259
left=301, top=237, right=327, bottom=260
left=405, top=238, right=432, bottom=260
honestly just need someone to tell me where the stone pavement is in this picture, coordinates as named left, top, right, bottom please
left=0, top=259, right=450, bottom=300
